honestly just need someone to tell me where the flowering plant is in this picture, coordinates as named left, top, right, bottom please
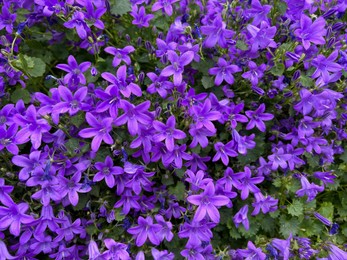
left=0, top=0, right=347, bottom=259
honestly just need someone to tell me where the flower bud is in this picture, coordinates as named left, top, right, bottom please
left=91, top=67, right=98, bottom=77
left=327, top=37, right=335, bottom=49
left=138, top=71, right=145, bottom=83
left=293, top=70, right=301, bottom=81
left=137, top=37, right=142, bottom=46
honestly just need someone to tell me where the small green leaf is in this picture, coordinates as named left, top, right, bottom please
left=161, top=174, right=174, bottom=186
left=86, top=225, right=98, bottom=236
left=300, top=75, right=314, bottom=87
left=236, top=40, right=248, bottom=51
left=202, top=76, right=214, bottom=89
left=65, top=139, right=80, bottom=155
left=71, top=112, right=85, bottom=127
left=287, top=200, right=304, bottom=217
left=168, top=182, right=185, bottom=201
left=109, top=0, right=132, bottom=16
left=27, top=57, right=46, bottom=77
left=11, top=88, right=31, bottom=104
left=280, top=216, right=300, bottom=237
left=270, top=63, right=285, bottom=76
left=318, top=202, right=334, bottom=222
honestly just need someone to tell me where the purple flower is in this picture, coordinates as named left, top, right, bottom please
left=146, top=72, right=174, bottom=98
left=53, top=86, right=89, bottom=117
left=0, top=6, right=16, bottom=33
left=55, top=218, right=85, bottom=242
left=104, top=45, right=135, bottom=67
left=59, top=172, right=91, bottom=206
left=241, top=61, right=266, bottom=86
left=93, top=156, right=124, bottom=188
left=233, top=205, right=249, bottom=230
left=127, top=216, right=162, bottom=246
left=79, top=112, right=114, bottom=151
left=0, top=200, right=34, bottom=236
left=0, top=179, right=13, bottom=206
left=190, top=98, right=221, bottom=133
left=212, top=141, right=238, bottom=166
left=0, top=239, right=14, bottom=259
left=13, top=105, right=51, bottom=149
left=181, top=244, right=205, bottom=260
left=185, top=170, right=212, bottom=191
left=201, top=14, right=234, bottom=48
left=268, top=147, right=291, bottom=170
left=153, top=115, right=186, bottom=152
left=30, top=234, right=58, bottom=255
left=272, top=234, right=292, bottom=260
left=64, top=11, right=90, bottom=39
left=311, top=50, right=342, bottom=86
left=209, top=58, right=241, bottom=86
left=246, top=0, right=271, bottom=26
left=294, top=14, right=326, bottom=50
left=152, top=0, right=179, bottom=16
left=114, top=100, right=152, bottom=136
left=313, top=171, right=336, bottom=184
left=237, top=241, right=266, bottom=260
left=114, top=189, right=141, bottom=215
left=245, top=103, right=274, bottom=132
left=84, top=0, right=106, bottom=29
left=296, top=176, right=324, bottom=202
left=247, top=21, right=277, bottom=53
left=152, top=248, right=174, bottom=260
left=233, top=167, right=264, bottom=200
left=187, top=182, right=229, bottom=223
left=313, top=212, right=332, bottom=226
left=0, top=124, right=19, bottom=155
left=155, top=215, right=173, bottom=242
left=251, top=192, right=278, bottom=216
left=102, top=65, right=142, bottom=97
left=160, top=50, right=194, bottom=86
left=327, top=244, right=347, bottom=259
left=102, top=239, right=130, bottom=259
left=178, top=219, right=213, bottom=246
left=56, top=55, right=91, bottom=85
left=131, top=5, right=154, bottom=28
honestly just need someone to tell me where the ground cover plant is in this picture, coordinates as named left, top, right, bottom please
left=0, top=0, right=347, bottom=259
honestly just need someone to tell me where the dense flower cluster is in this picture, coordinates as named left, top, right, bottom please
left=0, top=0, right=347, bottom=259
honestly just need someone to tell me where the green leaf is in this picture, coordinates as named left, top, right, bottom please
left=161, top=174, right=174, bottom=186
left=65, top=139, right=80, bottom=155
left=300, top=75, right=314, bottom=87
left=27, top=57, right=46, bottom=77
left=287, top=200, right=304, bottom=217
left=11, top=88, right=31, bottom=104
left=318, top=202, right=334, bottom=222
left=109, top=0, right=132, bottom=16
left=270, top=63, right=285, bottom=76
left=71, top=112, right=85, bottom=127
left=191, top=60, right=215, bottom=75
left=168, top=182, right=185, bottom=201
left=236, top=40, right=248, bottom=51
left=280, top=216, right=300, bottom=237
left=86, top=225, right=98, bottom=236
left=202, top=76, right=215, bottom=89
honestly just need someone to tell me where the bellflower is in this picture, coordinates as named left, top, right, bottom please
left=152, top=115, right=186, bottom=152
left=212, top=141, right=238, bottom=166
left=201, top=14, right=234, bottom=48
left=152, top=248, right=174, bottom=260
left=247, top=21, right=277, bottom=53
left=78, top=112, right=114, bottom=151
left=0, top=124, right=19, bottom=154
left=296, top=176, right=324, bottom=202
left=63, top=11, right=90, bottom=39
left=83, top=0, right=106, bottom=29
left=127, top=216, right=162, bottom=246
left=93, top=156, right=124, bottom=188
left=131, top=5, right=154, bottom=28
left=102, top=239, right=130, bottom=259
left=245, top=103, right=274, bottom=132
left=0, top=5, right=16, bottom=33
left=114, top=100, right=152, bottom=136
left=241, top=61, right=266, bottom=86
left=102, top=65, right=142, bottom=97
left=246, top=0, right=271, bottom=26
left=0, top=200, right=34, bottom=236
left=251, top=192, right=278, bottom=215
left=160, top=50, right=194, bottom=86
left=233, top=205, right=249, bottom=230
left=233, top=167, right=264, bottom=200
left=152, top=0, right=179, bottom=16
left=272, top=234, right=292, bottom=260
left=294, top=14, right=327, bottom=50
left=208, top=58, right=241, bottom=86
left=187, top=182, right=229, bottom=223
left=56, top=55, right=91, bottom=85
left=104, top=45, right=135, bottom=67
left=13, top=105, right=51, bottom=149
left=237, top=241, right=266, bottom=260
left=327, top=244, right=347, bottom=260
left=311, top=50, right=342, bottom=86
